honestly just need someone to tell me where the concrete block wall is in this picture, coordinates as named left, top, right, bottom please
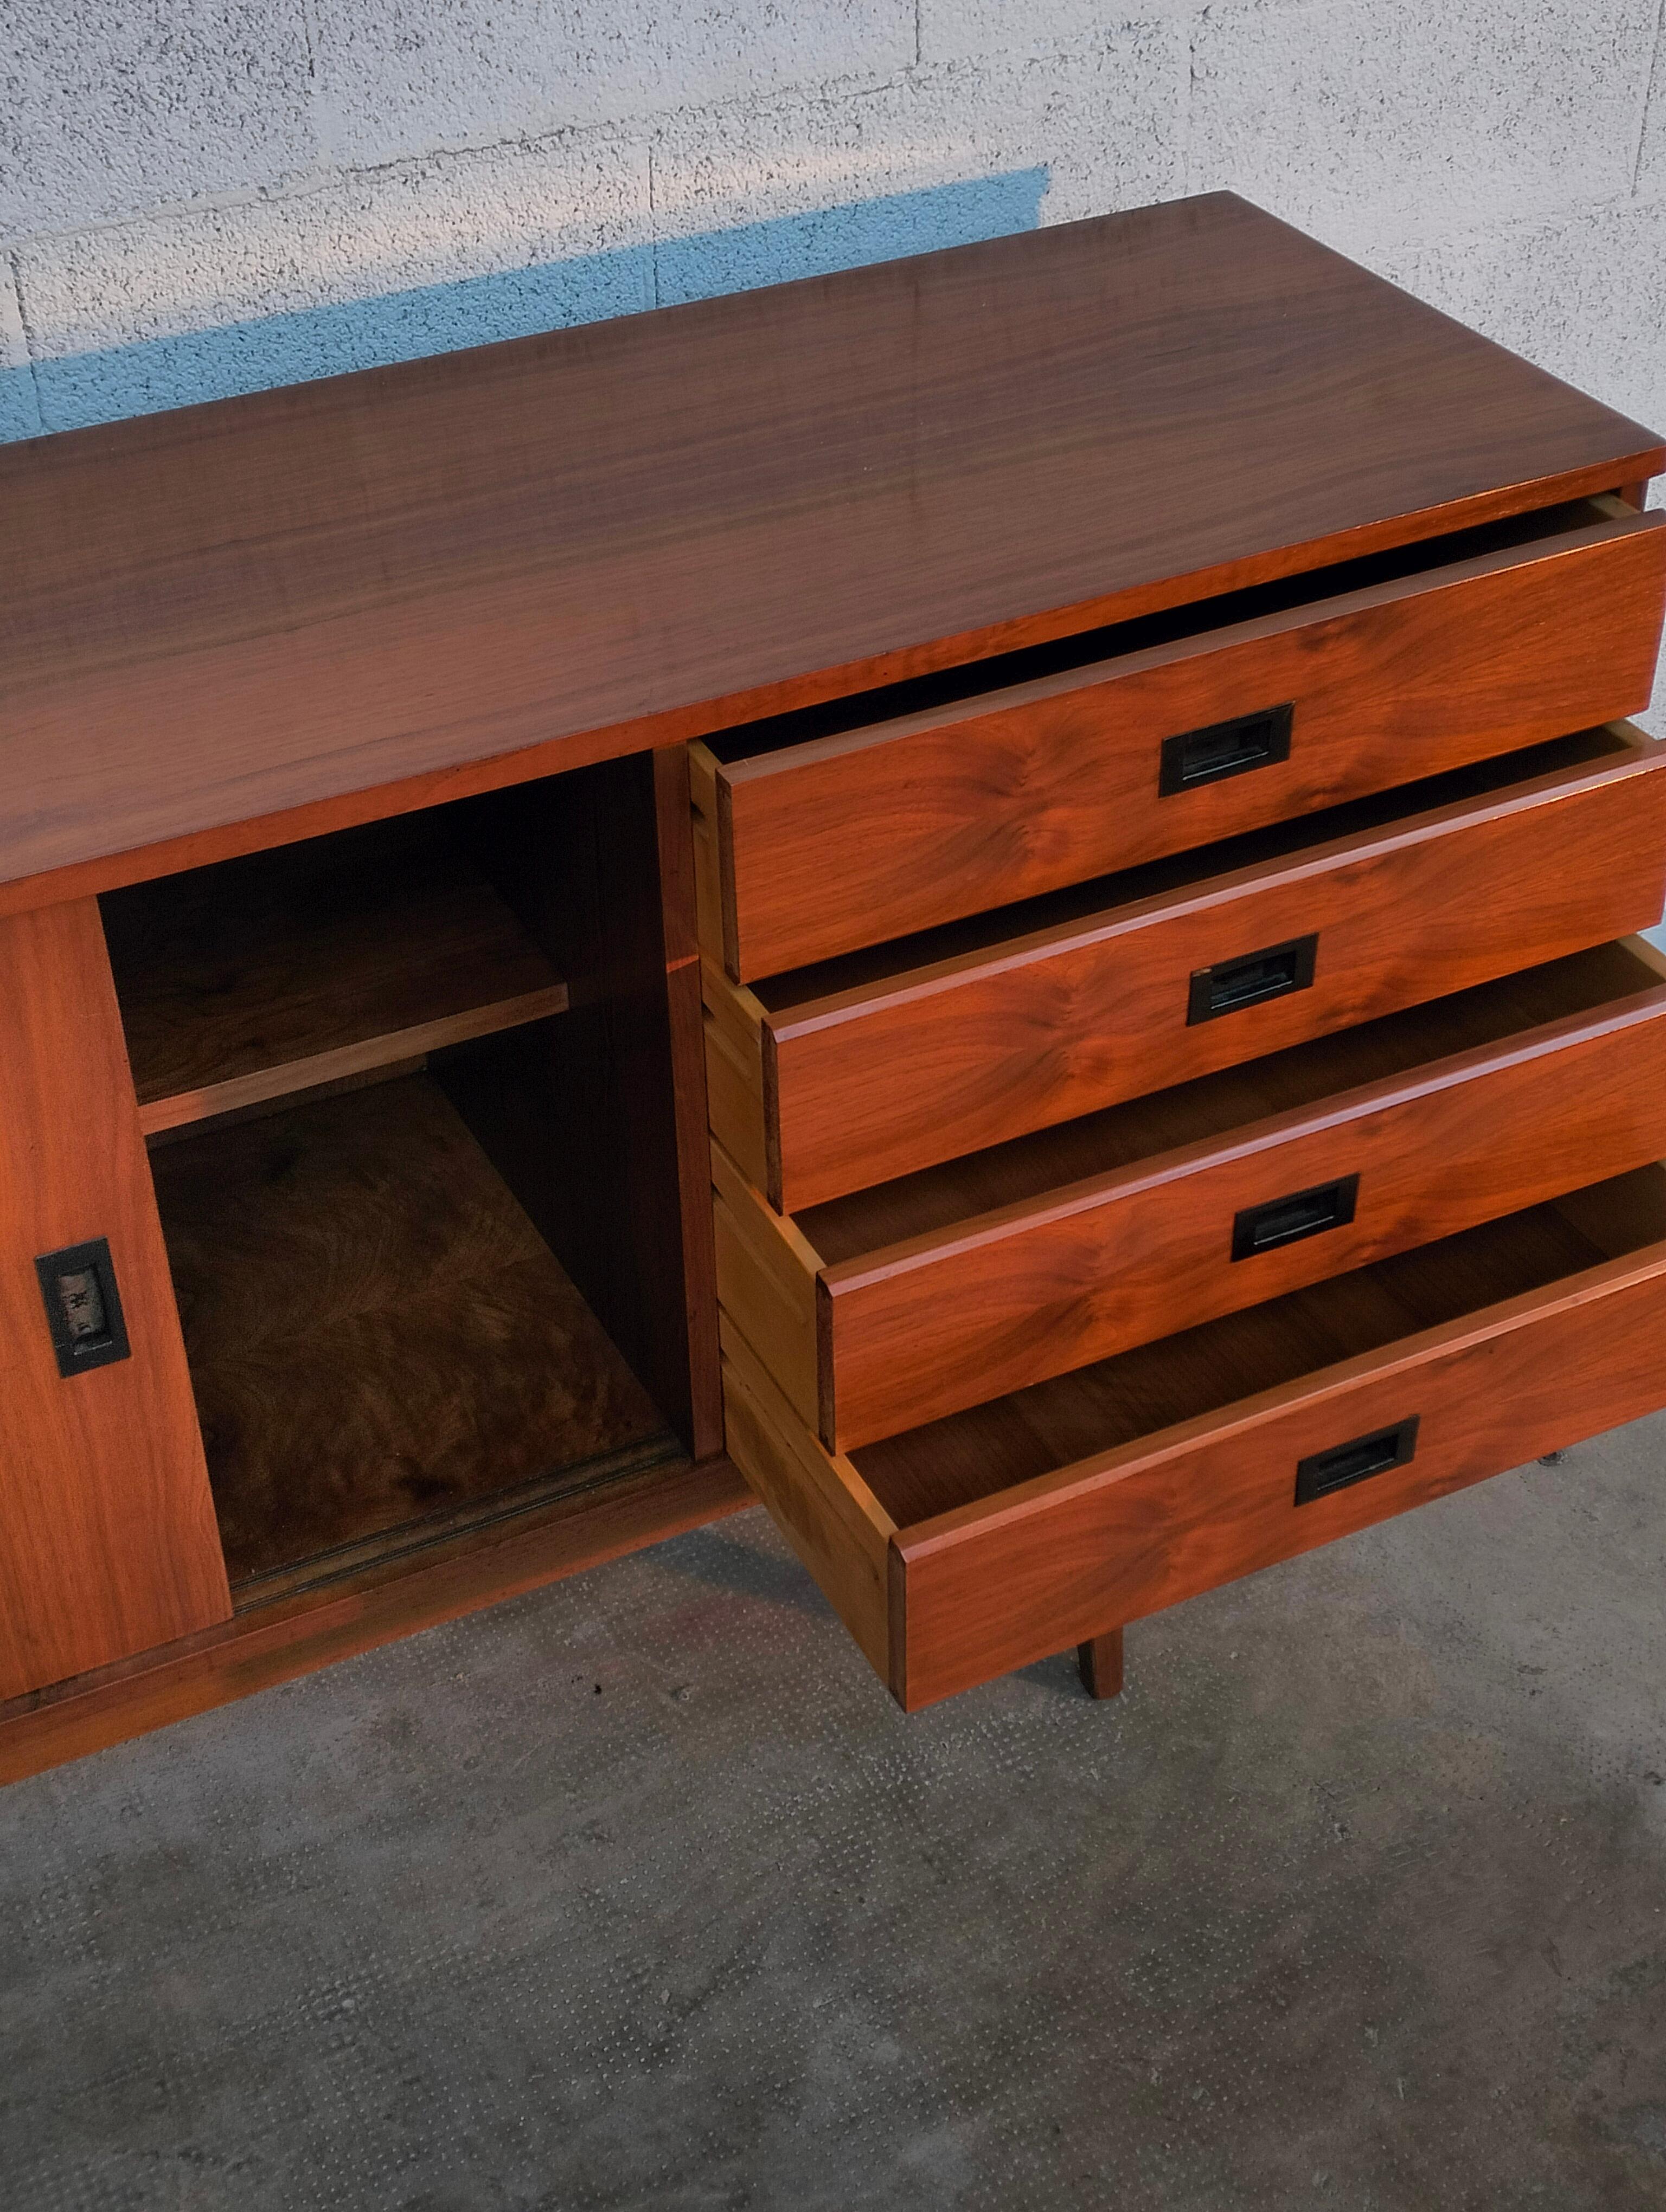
left=4, top=3, right=1663, bottom=443
left=3, top=7, right=1663, bottom=730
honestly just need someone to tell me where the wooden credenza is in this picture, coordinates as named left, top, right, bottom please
left=3, top=193, right=1664, bottom=1775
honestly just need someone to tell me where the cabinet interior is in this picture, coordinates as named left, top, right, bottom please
left=100, top=758, right=694, bottom=1603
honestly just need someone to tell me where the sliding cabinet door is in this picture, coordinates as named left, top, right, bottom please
left=0, top=898, right=230, bottom=1700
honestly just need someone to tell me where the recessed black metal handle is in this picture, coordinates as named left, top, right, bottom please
left=1232, top=1173, right=1359, bottom=1261
left=1158, top=702, right=1294, bottom=796
left=1296, top=1416, right=1420, bottom=1506
left=36, top=1238, right=131, bottom=1378
left=1187, top=932, right=1317, bottom=1025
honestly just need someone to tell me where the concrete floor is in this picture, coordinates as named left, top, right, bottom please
left=4, top=1417, right=1666, bottom=2211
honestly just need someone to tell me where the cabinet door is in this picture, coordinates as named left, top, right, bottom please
left=0, top=899, right=230, bottom=1700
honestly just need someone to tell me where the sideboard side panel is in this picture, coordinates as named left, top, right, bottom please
left=0, top=899, right=230, bottom=1700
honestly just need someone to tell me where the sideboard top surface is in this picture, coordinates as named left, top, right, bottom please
left=2, top=190, right=1660, bottom=905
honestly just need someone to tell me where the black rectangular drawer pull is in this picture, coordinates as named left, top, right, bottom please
left=1232, top=1173, right=1360, bottom=1261
left=1187, top=932, right=1317, bottom=1025
left=1295, top=1416, right=1420, bottom=1506
left=35, top=1237, right=131, bottom=1378
left=1158, top=702, right=1294, bottom=796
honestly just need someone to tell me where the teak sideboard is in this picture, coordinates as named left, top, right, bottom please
left=5, top=193, right=1666, bottom=1780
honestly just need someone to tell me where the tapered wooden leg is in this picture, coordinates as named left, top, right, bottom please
left=1077, top=1629, right=1124, bottom=1700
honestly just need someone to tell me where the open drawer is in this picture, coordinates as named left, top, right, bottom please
left=715, top=941, right=1666, bottom=1449
left=707, top=724, right=1666, bottom=1211
left=691, top=496, right=1666, bottom=981
left=722, top=1164, right=1666, bottom=1708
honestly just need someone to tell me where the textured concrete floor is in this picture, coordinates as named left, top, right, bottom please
left=5, top=1416, right=1666, bottom=2211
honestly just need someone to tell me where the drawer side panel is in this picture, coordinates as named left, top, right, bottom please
left=720, top=1318, right=895, bottom=1680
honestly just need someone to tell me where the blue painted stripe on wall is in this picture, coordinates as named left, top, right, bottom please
left=2, top=170, right=1048, bottom=443
left=0, top=362, right=44, bottom=441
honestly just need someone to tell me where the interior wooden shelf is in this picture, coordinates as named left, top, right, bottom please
left=148, top=1070, right=676, bottom=1590
left=101, top=813, right=567, bottom=1136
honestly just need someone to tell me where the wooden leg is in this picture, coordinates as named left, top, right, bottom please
left=1077, top=1629, right=1124, bottom=1700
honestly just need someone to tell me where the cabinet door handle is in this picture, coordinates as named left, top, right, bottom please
left=1232, top=1173, right=1360, bottom=1261
left=1187, top=932, right=1318, bottom=1024
left=1158, top=702, right=1293, bottom=795
left=1295, top=1416, right=1420, bottom=1505
left=35, top=1238, right=131, bottom=1377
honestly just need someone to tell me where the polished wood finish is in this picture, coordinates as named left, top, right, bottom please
left=4, top=196, right=1662, bottom=911
left=813, top=944, right=1666, bottom=1445
left=0, top=901, right=231, bottom=1700
left=720, top=1316, right=897, bottom=1678
left=727, top=726, right=1666, bottom=1210
left=723, top=1174, right=1666, bottom=1709
left=1077, top=1631, right=1123, bottom=1701
left=719, top=942, right=1666, bottom=1447
left=696, top=499, right=1666, bottom=980
left=103, top=813, right=567, bottom=1136
left=712, top=1140, right=823, bottom=1429
left=879, top=1184, right=1666, bottom=1708
left=0, top=1451, right=751, bottom=1787
left=702, top=960, right=777, bottom=1200
left=150, top=1073, right=671, bottom=1585
left=8, top=198, right=1666, bottom=1760
left=805, top=944, right=1666, bottom=1257
left=857, top=1198, right=1619, bottom=1525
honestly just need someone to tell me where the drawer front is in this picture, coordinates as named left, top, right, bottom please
left=818, top=980, right=1666, bottom=1446
left=721, top=1233, right=1666, bottom=1713
left=749, top=731, right=1666, bottom=1210
left=889, top=1239, right=1666, bottom=1709
left=696, top=505, right=1666, bottom=981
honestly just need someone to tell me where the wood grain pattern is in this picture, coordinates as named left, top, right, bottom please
left=811, top=944, right=1666, bottom=1446
left=880, top=1184, right=1666, bottom=1708
left=0, top=1451, right=751, bottom=1788
left=701, top=500, right=1666, bottom=979
left=714, top=942, right=1666, bottom=1447
left=702, top=964, right=774, bottom=1198
left=712, top=1141, right=822, bottom=1429
left=741, top=725, right=1666, bottom=1209
left=102, top=812, right=567, bottom=1135
left=149, top=1073, right=670, bottom=1584
left=652, top=747, right=728, bottom=1465
left=0, top=900, right=231, bottom=1700
left=855, top=1200, right=1617, bottom=1526
left=688, top=742, right=734, bottom=990
left=3, top=196, right=1661, bottom=909
left=720, top=1184, right=1666, bottom=1708
left=804, top=943, right=1666, bottom=1257
left=720, top=1313, right=896, bottom=1677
